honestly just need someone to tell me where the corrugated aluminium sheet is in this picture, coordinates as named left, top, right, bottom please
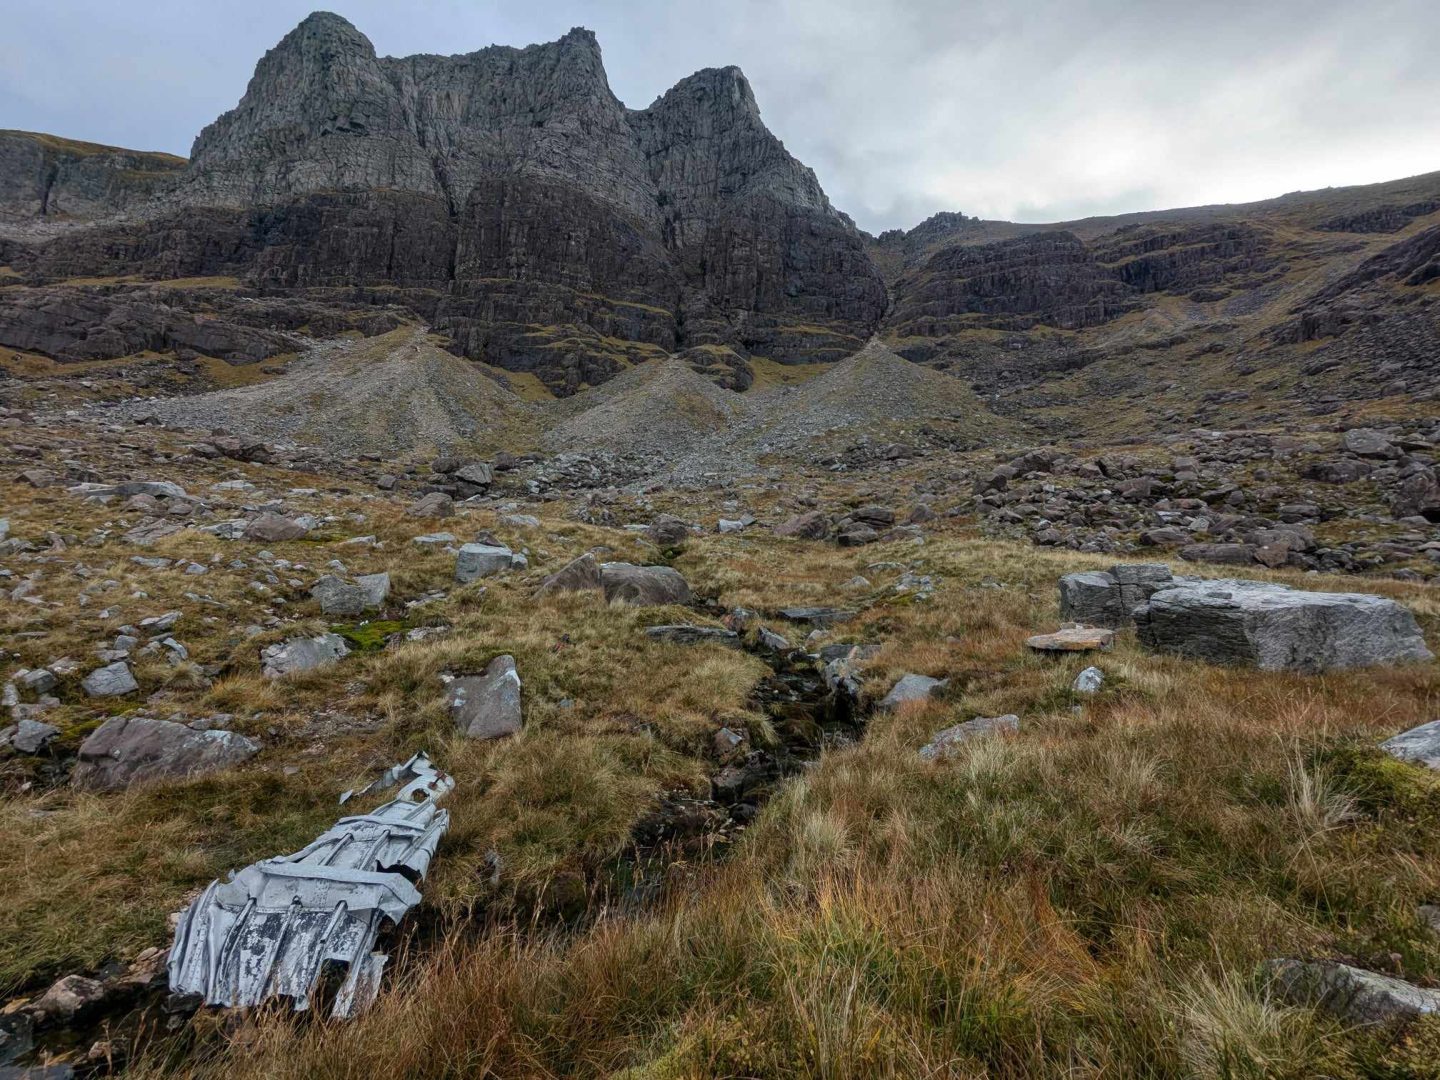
left=168, top=752, right=453, bottom=1017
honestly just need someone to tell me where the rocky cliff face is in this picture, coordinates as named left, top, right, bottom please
left=3, top=13, right=883, bottom=391
left=0, top=131, right=185, bottom=229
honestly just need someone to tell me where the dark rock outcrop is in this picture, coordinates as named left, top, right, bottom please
left=13, top=15, right=884, bottom=392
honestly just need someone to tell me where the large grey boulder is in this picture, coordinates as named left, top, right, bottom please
left=243, top=511, right=309, bottom=542
left=646, top=514, right=691, bottom=547
left=81, top=661, right=138, bottom=697
left=456, top=543, right=520, bottom=582
left=1263, top=959, right=1440, bottom=1025
left=1134, top=579, right=1432, bottom=672
left=311, top=572, right=390, bottom=616
left=1381, top=720, right=1440, bottom=769
left=599, top=563, right=692, bottom=606
left=919, top=715, right=1019, bottom=760
left=260, top=633, right=350, bottom=679
left=72, top=715, right=260, bottom=791
left=535, top=552, right=604, bottom=597
left=1059, top=563, right=1180, bottom=628
left=448, top=655, right=522, bottom=740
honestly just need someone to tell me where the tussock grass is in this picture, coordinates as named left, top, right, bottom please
left=3, top=442, right=1438, bottom=1076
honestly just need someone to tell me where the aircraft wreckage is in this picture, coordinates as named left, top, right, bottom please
left=167, top=752, right=452, bottom=1017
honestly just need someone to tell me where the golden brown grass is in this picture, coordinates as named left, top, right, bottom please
left=3, top=430, right=1438, bottom=1078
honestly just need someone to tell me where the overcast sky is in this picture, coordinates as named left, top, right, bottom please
left=4, top=0, right=1438, bottom=233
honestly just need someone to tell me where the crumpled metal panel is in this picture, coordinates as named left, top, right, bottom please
left=168, top=752, right=453, bottom=1017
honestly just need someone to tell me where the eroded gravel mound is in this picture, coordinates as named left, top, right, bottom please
left=110, top=329, right=536, bottom=456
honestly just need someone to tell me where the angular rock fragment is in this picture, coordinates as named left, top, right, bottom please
left=260, top=633, right=350, bottom=678
left=72, top=715, right=260, bottom=791
left=774, top=511, right=829, bottom=540
left=80, top=661, right=138, bottom=697
left=1263, top=959, right=1440, bottom=1025
left=455, top=543, right=518, bottom=582
left=243, top=511, right=309, bottom=542
left=535, top=552, right=604, bottom=597
left=919, top=715, right=1020, bottom=760
left=311, top=572, right=390, bottom=616
left=1134, top=579, right=1432, bottom=672
left=4, top=718, right=59, bottom=753
left=448, top=655, right=522, bottom=740
left=1381, top=720, right=1440, bottom=769
left=406, top=491, right=453, bottom=518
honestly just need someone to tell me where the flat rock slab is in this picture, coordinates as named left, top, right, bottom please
left=72, top=715, right=260, bottom=791
left=1381, top=720, right=1440, bottom=769
left=919, top=715, right=1019, bottom=760
left=600, top=563, right=692, bottom=606
left=644, top=625, right=741, bottom=647
left=260, top=633, right=350, bottom=679
left=1264, top=959, right=1440, bottom=1025
left=1134, top=579, right=1432, bottom=672
left=449, top=655, right=522, bottom=740
left=1027, top=628, right=1115, bottom=652
left=81, top=661, right=139, bottom=697
left=778, top=606, right=855, bottom=627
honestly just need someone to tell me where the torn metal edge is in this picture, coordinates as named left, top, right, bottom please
left=167, top=751, right=452, bottom=1017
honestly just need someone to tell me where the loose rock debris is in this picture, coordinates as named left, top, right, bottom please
left=167, top=752, right=453, bottom=1018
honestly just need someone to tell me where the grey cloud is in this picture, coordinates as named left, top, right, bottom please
left=2, top=0, right=1437, bottom=232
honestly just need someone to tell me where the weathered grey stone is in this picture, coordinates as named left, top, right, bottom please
left=449, top=655, right=522, bottom=740
left=1072, top=666, right=1104, bottom=693
left=919, top=715, right=1020, bottom=760
left=1264, top=959, right=1440, bottom=1025
left=1342, top=428, right=1395, bottom=457
left=27, top=974, right=108, bottom=1023
left=778, top=606, right=854, bottom=626
left=1059, top=564, right=1177, bottom=628
left=599, top=563, right=692, bottom=606
left=774, top=511, right=829, bottom=540
left=311, top=572, right=390, bottom=616
left=67, top=479, right=189, bottom=500
left=80, top=661, right=138, bottom=697
left=72, top=715, right=260, bottom=791
left=308, top=576, right=388, bottom=616
left=879, top=673, right=947, bottom=710
left=1134, top=579, right=1433, bottom=672
left=407, top=491, right=454, bottom=518
left=1381, top=720, right=1440, bottom=769
left=646, top=514, right=691, bottom=547
left=242, top=511, right=309, bottom=542
left=453, top=462, right=494, bottom=487
left=260, top=633, right=350, bottom=679
left=1059, top=571, right=1127, bottom=627
left=456, top=543, right=516, bottom=582
left=536, top=552, right=604, bottom=597
left=644, top=625, right=740, bottom=647
left=6, top=719, right=59, bottom=753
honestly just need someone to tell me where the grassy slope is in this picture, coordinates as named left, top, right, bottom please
left=2, top=426, right=1437, bottom=1077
